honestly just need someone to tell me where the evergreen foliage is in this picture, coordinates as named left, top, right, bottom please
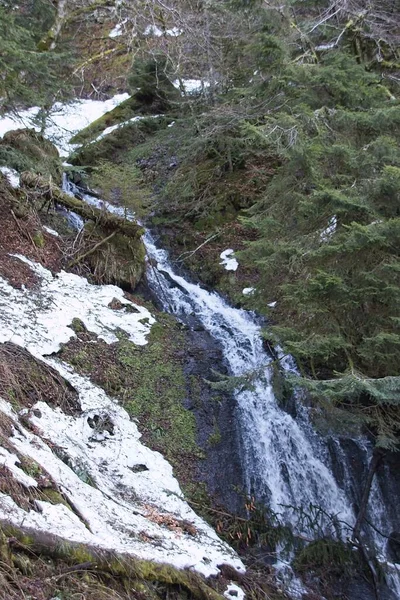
left=0, top=3, right=73, bottom=112
left=137, top=0, right=400, bottom=450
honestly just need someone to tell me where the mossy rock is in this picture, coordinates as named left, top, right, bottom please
left=82, top=223, right=146, bottom=290
left=70, top=116, right=170, bottom=167
left=0, top=129, right=62, bottom=184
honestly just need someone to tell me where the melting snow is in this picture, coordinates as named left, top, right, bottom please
left=224, top=583, right=246, bottom=600
left=0, top=446, right=38, bottom=488
left=0, top=256, right=154, bottom=354
left=93, top=114, right=163, bottom=143
left=220, top=249, right=239, bottom=272
left=144, top=24, right=183, bottom=37
left=242, top=287, right=255, bottom=296
left=0, top=94, right=129, bottom=157
left=172, top=79, right=210, bottom=94
left=0, top=166, right=20, bottom=188
left=109, top=19, right=127, bottom=38
left=42, top=226, right=60, bottom=237
left=320, top=215, right=337, bottom=242
left=0, top=255, right=244, bottom=577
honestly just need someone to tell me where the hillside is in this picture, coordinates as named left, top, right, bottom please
left=0, top=1, right=399, bottom=599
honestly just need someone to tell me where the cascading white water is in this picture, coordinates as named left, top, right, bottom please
left=142, top=235, right=354, bottom=533
left=65, top=180, right=400, bottom=596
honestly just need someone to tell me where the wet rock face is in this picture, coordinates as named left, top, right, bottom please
left=181, top=315, right=245, bottom=515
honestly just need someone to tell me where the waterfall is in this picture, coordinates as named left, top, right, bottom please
left=64, top=181, right=400, bottom=596
left=143, top=235, right=353, bottom=531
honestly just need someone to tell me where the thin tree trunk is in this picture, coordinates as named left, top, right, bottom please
left=353, top=448, right=383, bottom=541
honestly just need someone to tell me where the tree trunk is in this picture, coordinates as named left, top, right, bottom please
left=353, top=448, right=383, bottom=541
left=0, top=519, right=224, bottom=600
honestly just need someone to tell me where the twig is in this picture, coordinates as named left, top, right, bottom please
left=176, top=232, right=221, bottom=262
left=10, top=210, right=41, bottom=259
left=67, top=231, right=117, bottom=269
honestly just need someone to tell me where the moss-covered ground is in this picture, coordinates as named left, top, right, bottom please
left=70, top=113, right=261, bottom=305
left=58, top=311, right=204, bottom=487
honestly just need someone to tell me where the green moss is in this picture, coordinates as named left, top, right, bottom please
left=40, top=489, right=70, bottom=509
left=0, top=129, right=62, bottom=183
left=19, top=457, right=42, bottom=479
left=117, top=318, right=202, bottom=460
left=70, top=318, right=87, bottom=334
left=70, top=116, right=170, bottom=167
left=58, top=313, right=204, bottom=480
left=207, top=420, right=222, bottom=447
left=32, top=230, right=45, bottom=248
left=69, top=349, right=91, bottom=369
left=0, top=525, right=225, bottom=599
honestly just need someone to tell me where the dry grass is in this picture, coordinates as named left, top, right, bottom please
left=0, top=342, right=80, bottom=415
left=0, top=175, right=64, bottom=288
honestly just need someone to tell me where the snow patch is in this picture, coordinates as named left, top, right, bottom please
left=0, top=94, right=129, bottom=157
left=0, top=447, right=38, bottom=488
left=320, top=216, right=337, bottom=242
left=0, top=252, right=244, bottom=577
left=0, top=166, right=20, bottom=188
left=268, top=301, right=277, bottom=308
left=224, top=583, right=245, bottom=600
left=242, top=287, right=255, bottom=296
left=0, top=372, right=242, bottom=576
left=144, top=24, right=183, bottom=37
left=93, top=114, right=162, bottom=143
left=172, top=79, right=210, bottom=95
left=0, top=256, right=154, bottom=354
left=109, top=19, right=127, bottom=38
left=42, top=226, right=60, bottom=238
left=220, top=249, right=239, bottom=272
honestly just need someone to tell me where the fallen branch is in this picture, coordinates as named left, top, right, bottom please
left=176, top=232, right=221, bottom=263
left=21, top=172, right=143, bottom=241
left=1, top=520, right=225, bottom=600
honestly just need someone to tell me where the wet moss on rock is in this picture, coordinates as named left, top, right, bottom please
left=0, top=129, right=62, bottom=184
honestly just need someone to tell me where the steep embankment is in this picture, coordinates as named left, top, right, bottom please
left=0, top=107, right=256, bottom=599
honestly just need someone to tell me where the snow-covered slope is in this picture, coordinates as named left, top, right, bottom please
left=0, top=256, right=244, bottom=578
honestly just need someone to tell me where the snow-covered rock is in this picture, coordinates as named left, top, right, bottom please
left=242, top=287, right=255, bottom=296
left=0, top=166, right=20, bottom=188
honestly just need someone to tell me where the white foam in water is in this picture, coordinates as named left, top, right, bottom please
left=144, top=232, right=353, bottom=526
